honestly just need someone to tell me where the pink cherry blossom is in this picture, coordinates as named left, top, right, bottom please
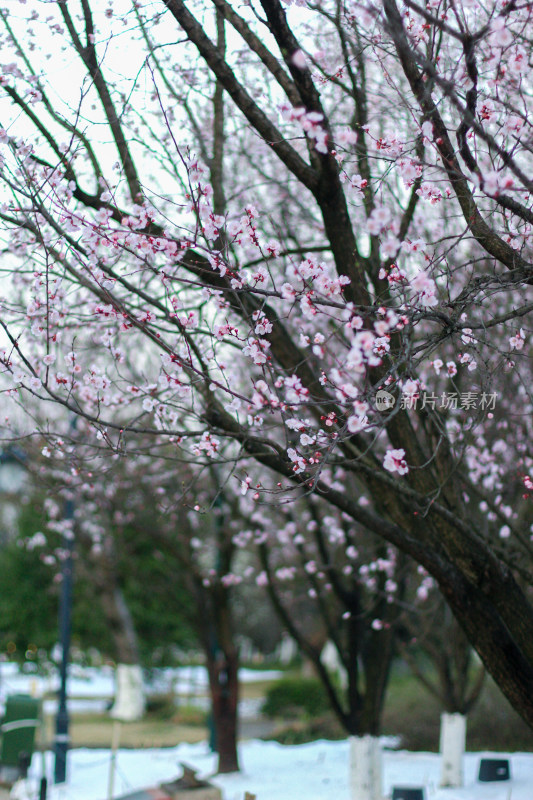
left=383, top=448, right=409, bottom=475
left=410, top=270, right=438, bottom=308
left=510, top=329, right=526, bottom=351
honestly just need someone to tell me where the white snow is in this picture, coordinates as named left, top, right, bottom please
left=0, top=664, right=282, bottom=717
left=2, top=663, right=531, bottom=800
left=22, top=741, right=533, bottom=800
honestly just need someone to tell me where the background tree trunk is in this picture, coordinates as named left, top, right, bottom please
left=91, top=547, right=145, bottom=721
left=206, top=640, right=239, bottom=773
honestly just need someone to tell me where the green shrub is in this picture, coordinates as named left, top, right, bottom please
left=262, top=677, right=330, bottom=719
left=146, top=693, right=178, bottom=720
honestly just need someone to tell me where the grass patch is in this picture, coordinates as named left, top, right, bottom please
left=175, top=704, right=208, bottom=727
left=39, top=665, right=533, bottom=751
left=267, top=713, right=345, bottom=745
left=382, top=671, right=533, bottom=752
left=43, top=711, right=207, bottom=749
left=240, top=680, right=280, bottom=700
left=265, top=667, right=533, bottom=752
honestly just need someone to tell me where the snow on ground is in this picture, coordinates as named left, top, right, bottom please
left=0, top=662, right=282, bottom=699
left=0, top=663, right=282, bottom=716
left=2, top=664, right=532, bottom=800
left=22, top=741, right=532, bottom=800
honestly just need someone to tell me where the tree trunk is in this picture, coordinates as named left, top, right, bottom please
left=437, top=571, right=533, bottom=727
left=99, top=585, right=140, bottom=665
left=206, top=645, right=239, bottom=773
left=360, top=626, right=395, bottom=736
left=99, top=585, right=145, bottom=721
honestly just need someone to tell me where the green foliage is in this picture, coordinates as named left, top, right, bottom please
left=0, top=496, right=116, bottom=660
left=262, top=676, right=330, bottom=720
left=263, top=668, right=533, bottom=750
left=0, top=493, right=197, bottom=665
left=0, top=538, right=57, bottom=658
left=118, top=533, right=197, bottom=664
left=145, top=692, right=178, bottom=720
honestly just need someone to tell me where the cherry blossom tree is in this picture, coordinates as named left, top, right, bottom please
left=400, top=585, right=485, bottom=720
left=246, top=495, right=406, bottom=737
left=39, top=444, right=245, bottom=773
left=135, top=471, right=245, bottom=774
left=1, top=0, right=533, bottom=758
left=248, top=493, right=409, bottom=798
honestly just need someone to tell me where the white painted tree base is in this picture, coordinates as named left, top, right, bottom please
left=110, top=663, right=146, bottom=721
left=439, top=712, right=466, bottom=787
left=349, top=735, right=382, bottom=800
left=320, top=641, right=348, bottom=689
left=278, top=634, right=298, bottom=665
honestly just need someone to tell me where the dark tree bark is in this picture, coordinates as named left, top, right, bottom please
left=204, top=593, right=240, bottom=773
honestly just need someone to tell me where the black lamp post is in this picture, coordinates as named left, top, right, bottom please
left=53, top=417, right=78, bottom=784
left=53, top=492, right=75, bottom=784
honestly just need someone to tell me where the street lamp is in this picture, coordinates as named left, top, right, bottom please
left=53, top=491, right=75, bottom=785
left=53, top=416, right=78, bottom=788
